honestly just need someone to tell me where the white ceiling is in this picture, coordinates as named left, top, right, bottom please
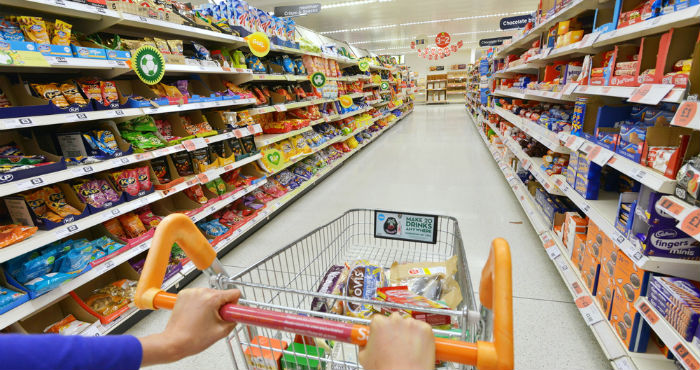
left=248, top=0, right=538, bottom=54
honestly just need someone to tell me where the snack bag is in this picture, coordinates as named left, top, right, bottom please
left=111, top=169, right=140, bottom=196
left=311, top=265, right=349, bottom=313
left=43, top=314, right=89, bottom=335
left=103, top=218, right=127, bottom=239
left=43, top=186, right=81, bottom=218
left=86, top=279, right=136, bottom=316
left=172, top=152, right=194, bottom=176
left=31, top=83, right=69, bottom=108
left=117, top=213, right=146, bottom=239
left=136, top=208, right=162, bottom=230
left=344, top=263, right=387, bottom=318
left=0, top=224, right=38, bottom=248
left=51, top=20, right=71, bottom=46
left=275, top=139, right=296, bottom=161
left=376, top=286, right=451, bottom=326
left=19, top=16, right=49, bottom=44
left=100, top=81, right=119, bottom=106
left=150, top=157, right=171, bottom=184
left=389, top=256, right=462, bottom=309
left=184, top=184, right=207, bottom=204
left=135, top=166, right=152, bottom=191
left=77, top=79, right=102, bottom=103
left=59, top=81, right=87, bottom=106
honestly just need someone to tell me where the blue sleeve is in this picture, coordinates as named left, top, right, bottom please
left=0, top=334, right=143, bottom=370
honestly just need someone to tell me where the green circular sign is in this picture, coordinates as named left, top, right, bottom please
left=131, top=45, right=165, bottom=85
left=358, top=59, right=370, bottom=72
left=0, top=50, right=14, bottom=65
left=310, top=71, right=327, bottom=88
left=380, top=81, right=390, bottom=90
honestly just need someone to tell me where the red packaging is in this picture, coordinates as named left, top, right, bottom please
left=112, top=169, right=140, bottom=196
left=376, top=286, right=451, bottom=326
left=135, top=166, right=152, bottom=191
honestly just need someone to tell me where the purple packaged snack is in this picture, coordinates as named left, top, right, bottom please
left=176, top=80, right=189, bottom=98
left=311, top=265, right=348, bottom=313
left=640, top=225, right=700, bottom=260
left=75, top=181, right=108, bottom=208
left=96, top=179, right=120, bottom=202
left=648, top=276, right=700, bottom=341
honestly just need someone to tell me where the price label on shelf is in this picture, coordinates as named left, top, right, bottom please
left=638, top=301, right=659, bottom=324
left=546, top=245, right=561, bottom=260
left=182, top=138, right=207, bottom=151
left=673, top=343, right=700, bottom=370
left=589, top=147, right=615, bottom=167
left=656, top=196, right=685, bottom=217
left=671, top=101, right=700, bottom=130
left=612, top=357, right=635, bottom=370
left=628, top=84, right=674, bottom=105
left=575, top=296, right=603, bottom=326
left=71, top=165, right=95, bottom=176
left=580, top=31, right=600, bottom=48
left=98, top=259, right=116, bottom=274
left=137, top=241, right=150, bottom=252
left=15, top=177, right=46, bottom=191
left=101, top=207, right=121, bottom=221
left=680, top=209, right=700, bottom=238
left=565, top=135, right=585, bottom=151
left=563, top=83, right=579, bottom=96
left=54, top=223, right=80, bottom=239
left=110, top=157, right=131, bottom=166
left=80, top=322, right=103, bottom=337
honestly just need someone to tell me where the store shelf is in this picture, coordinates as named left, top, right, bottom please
left=492, top=106, right=569, bottom=153
left=474, top=114, right=677, bottom=370
left=655, top=195, right=700, bottom=243
left=493, top=62, right=541, bottom=76
left=483, top=118, right=563, bottom=195
left=493, top=88, right=576, bottom=103
left=558, top=132, right=676, bottom=193
left=552, top=175, right=700, bottom=281
left=0, top=180, right=265, bottom=331
left=595, top=5, right=700, bottom=48
left=635, top=297, right=700, bottom=370
left=495, top=0, right=597, bottom=57
left=574, top=84, right=686, bottom=104
left=254, top=127, right=314, bottom=147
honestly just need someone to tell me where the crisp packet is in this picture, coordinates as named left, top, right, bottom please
left=344, top=263, right=387, bottom=318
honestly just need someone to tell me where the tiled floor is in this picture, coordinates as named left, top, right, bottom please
left=128, top=104, right=610, bottom=369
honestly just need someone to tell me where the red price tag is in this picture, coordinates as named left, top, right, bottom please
left=196, top=173, right=209, bottom=184
left=658, top=196, right=684, bottom=216
left=571, top=282, right=583, bottom=295
left=680, top=209, right=700, bottom=237
left=671, top=101, right=699, bottom=129
left=586, top=146, right=602, bottom=161
left=674, top=343, right=700, bottom=370
left=638, top=302, right=659, bottom=324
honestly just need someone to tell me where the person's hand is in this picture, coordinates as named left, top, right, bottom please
left=140, top=288, right=241, bottom=366
left=358, top=312, right=436, bottom=370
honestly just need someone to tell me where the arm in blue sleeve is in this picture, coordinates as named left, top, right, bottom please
left=0, top=334, right=143, bottom=370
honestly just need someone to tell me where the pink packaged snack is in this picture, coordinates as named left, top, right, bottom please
left=136, top=207, right=162, bottom=230
left=96, top=179, right=120, bottom=202
left=135, top=166, right=152, bottom=191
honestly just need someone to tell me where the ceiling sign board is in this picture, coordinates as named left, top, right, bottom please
left=274, top=3, right=321, bottom=17
left=500, top=14, right=533, bottom=30
left=479, top=36, right=513, bottom=47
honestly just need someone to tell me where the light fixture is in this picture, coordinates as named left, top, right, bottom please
left=321, top=10, right=531, bottom=34
left=322, top=0, right=393, bottom=9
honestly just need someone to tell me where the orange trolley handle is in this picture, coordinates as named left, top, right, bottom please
left=134, top=214, right=513, bottom=370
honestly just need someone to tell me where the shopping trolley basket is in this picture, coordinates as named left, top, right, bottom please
left=134, top=210, right=513, bottom=370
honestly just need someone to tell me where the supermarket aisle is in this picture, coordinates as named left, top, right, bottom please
left=129, top=105, right=610, bottom=370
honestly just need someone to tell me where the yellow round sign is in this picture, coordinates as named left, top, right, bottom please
left=246, top=32, right=270, bottom=58
left=339, top=95, right=353, bottom=109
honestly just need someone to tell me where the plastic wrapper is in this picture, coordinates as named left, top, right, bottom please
left=389, top=256, right=462, bottom=309
left=43, top=314, right=89, bottom=335
left=111, top=169, right=140, bottom=196
left=311, top=265, right=349, bottom=313
left=135, top=166, right=152, bottom=191
left=31, top=83, right=69, bottom=108
left=24, top=272, right=72, bottom=296
left=0, top=224, right=37, bottom=248
left=172, top=152, right=194, bottom=176
left=184, top=184, right=207, bottom=204
left=117, top=213, right=146, bottom=239
left=344, top=263, right=387, bottom=318
left=103, top=218, right=127, bottom=239
left=150, top=157, right=171, bottom=184
left=85, top=279, right=136, bottom=316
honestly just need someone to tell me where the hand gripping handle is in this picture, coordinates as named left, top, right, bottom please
left=134, top=216, right=513, bottom=369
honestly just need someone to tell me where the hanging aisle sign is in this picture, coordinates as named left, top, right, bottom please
left=273, top=3, right=321, bottom=17
left=246, top=32, right=271, bottom=57
left=479, top=36, right=513, bottom=47
left=499, top=14, right=533, bottom=30
left=435, top=32, right=451, bottom=48
left=131, top=45, right=165, bottom=85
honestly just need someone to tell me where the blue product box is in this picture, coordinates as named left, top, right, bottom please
left=615, top=192, right=638, bottom=237
left=675, top=0, right=700, bottom=10
left=71, top=45, right=107, bottom=59
left=640, top=223, right=700, bottom=259
left=0, top=271, right=29, bottom=314
left=37, top=44, right=73, bottom=57
left=596, top=131, right=619, bottom=151
left=3, top=269, right=73, bottom=299
left=106, top=49, right=131, bottom=61
left=575, top=172, right=600, bottom=200
left=571, top=98, right=587, bottom=136
left=615, top=141, right=644, bottom=162
left=0, top=40, right=38, bottom=52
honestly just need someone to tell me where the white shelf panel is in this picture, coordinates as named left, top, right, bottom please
left=493, top=106, right=569, bottom=153
left=595, top=6, right=700, bottom=48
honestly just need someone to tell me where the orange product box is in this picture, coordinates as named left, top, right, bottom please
left=581, top=244, right=600, bottom=295
left=562, top=212, right=587, bottom=258
left=596, top=240, right=618, bottom=318
left=244, top=336, right=288, bottom=370
left=610, top=252, right=651, bottom=352
left=589, top=76, right=606, bottom=85
left=571, top=234, right=586, bottom=272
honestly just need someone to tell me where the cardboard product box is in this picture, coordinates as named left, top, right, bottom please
left=112, top=80, right=173, bottom=109
left=614, top=192, right=638, bottom=237
left=581, top=244, right=601, bottom=295
left=4, top=182, right=90, bottom=231
left=611, top=252, right=651, bottom=352
left=647, top=276, right=700, bottom=341
left=592, top=0, right=621, bottom=33
left=654, top=25, right=700, bottom=87
left=571, top=234, right=587, bottom=272
left=575, top=172, right=600, bottom=200
left=53, top=121, right=134, bottom=160
left=562, top=212, right=587, bottom=256
left=597, top=236, right=619, bottom=318
left=609, top=44, right=641, bottom=87
left=245, top=336, right=288, bottom=370
left=585, top=219, right=614, bottom=262
left=280, top=342, right=326, bottom=370
left=640, top=119, right=700, bottom=180
left=0, top=268, right=29, bottom=315
left=68, top=262, right=140, bottom=325
left=16, top=295, right=97, bottom=334
left=0, top=75, right=95, bottom=119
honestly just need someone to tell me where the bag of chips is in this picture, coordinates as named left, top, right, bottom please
left=111, top=169, right=140, bottom=196
left=184, top=184, right=207, bottom=204
left=117, top=213, right=146, bottom=239
left=135, top=166, right=152, bottom=191
left=104, top=218, right=127, bottom=239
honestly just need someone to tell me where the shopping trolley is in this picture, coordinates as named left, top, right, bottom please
left=134, top=210, right=513, bottom=370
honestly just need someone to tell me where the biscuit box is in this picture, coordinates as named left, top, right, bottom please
left=611, top=252, right=651, bottom=352
left=581, top=243, right=600, bottom=295
left=571, top=234, right=586, bottom=271
left=561, top=212, right=587, bottom=257
left=597, top=237, right=618, bottom=318
left=244, top=336, right=288, bottom=370
left=648, top=276, right=700, bottom=341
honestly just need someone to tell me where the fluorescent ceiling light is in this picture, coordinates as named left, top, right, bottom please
left=371, top=41, right=476, bottom=52
left=322, top=0, right=393, bottom=9
left=321, top=10, right=531, bottom=34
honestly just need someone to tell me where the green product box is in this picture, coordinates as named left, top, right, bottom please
left=280, top=342, right=326, bottom=370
